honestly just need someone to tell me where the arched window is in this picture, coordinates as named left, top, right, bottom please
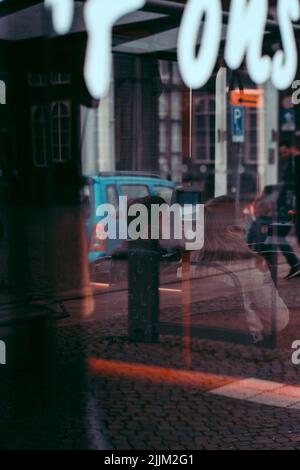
left=32, top=106, right=47, bottom=167
left=51, top=101, right=71, bottom=162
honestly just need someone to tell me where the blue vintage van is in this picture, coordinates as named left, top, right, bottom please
left=81, top=173, right=175, bottom=266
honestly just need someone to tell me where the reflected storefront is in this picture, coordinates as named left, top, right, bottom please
left=1, top=0, right=300, bottom=451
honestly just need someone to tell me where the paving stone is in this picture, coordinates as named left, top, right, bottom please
left=3, top=308, right=300, bottom=450
left=249, top=392, right=299, bottom=408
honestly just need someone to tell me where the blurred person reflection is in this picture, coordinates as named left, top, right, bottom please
left=114, top=195, right=181, bottom=260
left=247, top=183, right=300, bottom=279
left=191, top=196, right=289, bottom=343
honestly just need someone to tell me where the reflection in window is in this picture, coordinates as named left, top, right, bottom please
left=155, top=186, right=173, bottom=204
left=120, top=185, right=150, bottom=200
left=106, top=185, right=119, bottom=209
left=245, top=108, right=258, bottom=164
left=171, top=122, right=181, bottom=153
left=172, top=63, right=181, bottom=85
left=159, top=60, right=171, bottom=85
left=32, top=106, right=47, bottom=167
left=0, top=80, right=6, bottom=104
left=28, top=72, right=71, bottom=86
left=28, top=73, right=47, bottom=87
left=159, top=61, right=182, bottom=86
left=81, top=184, right=92, bottom=220
left=159, top=122, right=167, bottom=153
left=171, top=91, right=181, bottom=120
left=50, top=73, right=71, bottom=85
left=51, top=101, right=71, bottom=163
left=158, top=94, right=168, bottom=119
left=158, top=60, right=182, bottom=182
left=194, top=95, right=215, bottom=163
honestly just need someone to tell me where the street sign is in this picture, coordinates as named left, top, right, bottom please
left=229, top=89, right=263, bottom=108
left=231, top=106, right=245, bottom=143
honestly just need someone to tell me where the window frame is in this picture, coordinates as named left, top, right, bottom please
left=193, top=94, right=216, bottom=164
left=51, top=100, right=71, bottom=164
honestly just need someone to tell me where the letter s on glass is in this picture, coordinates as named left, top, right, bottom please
left=177, top=0, right=222, bottom=90
left=272, top=0, right=300, bottom=91
left=291, top=340, right=300, bottom=365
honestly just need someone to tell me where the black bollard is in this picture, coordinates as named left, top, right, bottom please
left=128, top=249, right=160, bottom=343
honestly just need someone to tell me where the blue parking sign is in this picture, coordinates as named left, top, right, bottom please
left=231, top=106, right=245, bottom=143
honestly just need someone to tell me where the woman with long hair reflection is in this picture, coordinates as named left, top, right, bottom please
left=190, top=195, right=289, bottom=344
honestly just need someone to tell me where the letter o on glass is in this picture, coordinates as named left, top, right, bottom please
left=177, top=0, right=222, bottom=90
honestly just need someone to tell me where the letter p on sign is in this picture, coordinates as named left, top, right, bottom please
left=231, top=106, right=245, bottom=143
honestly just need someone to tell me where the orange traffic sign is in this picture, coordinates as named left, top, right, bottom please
left=229, top=89, right=263, bottom=108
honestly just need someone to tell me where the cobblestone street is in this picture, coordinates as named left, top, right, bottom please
left=77, top=316, right=300, bottom=450
left=2, top=309, right=300, bottom=450
left=1, top=254, right=300, bottom=449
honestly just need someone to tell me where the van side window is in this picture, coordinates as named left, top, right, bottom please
left=106, top=184, right=119, bottom=209
left=80, top=184, right=92, bottom=220
left=120, top=185, right=150, bottom=200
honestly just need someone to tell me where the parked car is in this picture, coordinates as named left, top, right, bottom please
left=81, top=172, right=175, bottom=272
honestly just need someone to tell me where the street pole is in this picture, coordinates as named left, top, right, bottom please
left=182, top=251, right=191, bottom=369
left=235, top=142, right=243, bottom=224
